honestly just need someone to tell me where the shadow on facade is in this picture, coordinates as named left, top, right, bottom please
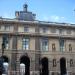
left=20, top=55, right=30, bottom=75
left=60, top=57, right=66, bottom=75
left=40, top=57, right=49, bottom=75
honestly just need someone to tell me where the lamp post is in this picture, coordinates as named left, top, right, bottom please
left=40, top=64, right=42, bottom=75
left=0, top=36, right=6, bottom=75
left=2, top=42, right=5, bottom=57
left=2, top=40, right=5, bottom=75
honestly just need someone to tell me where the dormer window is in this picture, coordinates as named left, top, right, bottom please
left=67, top=30, right=71, bottom=34
left=51, top=28, right=56, bottom=33
left=5, top=25, right=10, bottom=31
left=59, top=29, right=63, bottom=34
left=24, top=26, right=29, bottom=32
left=42, top=27, right=47, bottom=33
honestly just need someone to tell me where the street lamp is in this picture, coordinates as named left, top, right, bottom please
left=40, top=64, right=42, bottom=75
left=2, top=42, right=5, bottom=74
left=2, top=43, right=5, bottom=57
left=0, top=35, right=6, bottom=75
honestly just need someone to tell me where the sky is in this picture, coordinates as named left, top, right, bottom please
left=0, top=0, right=75, bottom=23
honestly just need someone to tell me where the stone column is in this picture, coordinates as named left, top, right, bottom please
left=10, top=24, right=18, bottom=75
left=35, top=37, right=41, bottom=75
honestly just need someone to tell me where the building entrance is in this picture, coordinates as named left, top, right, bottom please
left=20, top=56, right=30, bottom=75
left=40, top=57, right=49, bottom=75
left=60, top=57, right=67, bottom=75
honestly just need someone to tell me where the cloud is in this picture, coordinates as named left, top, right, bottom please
left=50, top=16, right=59, bottom=21
left=2, top=13, right=14, bottom=18
left=39, top=14, right=66, bottom=22
left=43, top=16, right=50, bottom=21
left=50, top=15, right=65, bottom=22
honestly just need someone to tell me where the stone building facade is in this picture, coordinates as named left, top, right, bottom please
left=0, top=3, right=75, bottom=75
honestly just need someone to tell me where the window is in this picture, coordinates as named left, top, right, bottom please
left=41, top=38, right=48, bottom=51
left=59, top=29, right=63, bottom=34
left=24, top=26, right=29, bottom=32
left=69, top=44, right=72, bottom=52
left=67, top=30, right=71, bottom=34
left=51, top=28, right=56, bottom=33
left=22, top=38, right=29, bottom=50
left=42, top=27, right=47, bottom=33
left=52, top=43, right=56, bottom=51
left=59, top=39, right=64, bottom=51
left=70, top=59, right=73, bottom=67
left=0, top=26, right=1, bottom=30
left=53, top=59, right=57, bottom=67
left=5, top=25, right=10, bottom=31
left=2, top=35, right=9, bottom=49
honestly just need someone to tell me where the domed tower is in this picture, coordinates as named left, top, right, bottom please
left=15, top=3, right=36, bottom=21
left=23, top=4, right=28, bottom=12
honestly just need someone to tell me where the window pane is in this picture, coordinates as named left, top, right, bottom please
left=2, top=35, right=9, bottom=49
left=67, top=30, right=71, bottom=34
left=5, top=25, right=10, bottom=31
left=59, top=29, right=63, bottom=34
left=41, top=38, right=48, bottom=51
left=22, top=38, right=29, bottom=50
left=51, top=28, right=56, bottom=33
left=59, top=39, right=64, bottom=51
left=42, top=27, right=47, bottom=33
left=24, top=27, right=29, bottom=32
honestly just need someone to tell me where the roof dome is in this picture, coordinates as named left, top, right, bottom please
left=15, top=3, right=36, bottom=21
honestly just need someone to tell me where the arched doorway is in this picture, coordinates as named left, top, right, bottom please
left=60, top=57, right=67, bottom=75
left=2, top=56, right=9, bottom=63
left=40, top=57, right=49, bottom=75
left=20, top=56, right=30, bottom=75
